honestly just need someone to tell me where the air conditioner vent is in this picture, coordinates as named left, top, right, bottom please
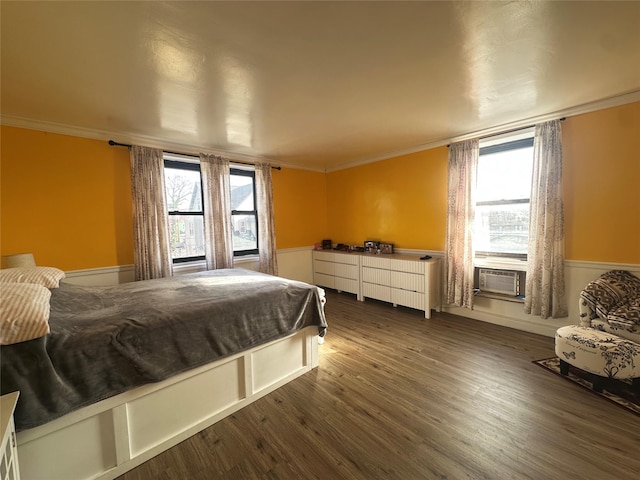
left=478, top=268, right=520, bottom=296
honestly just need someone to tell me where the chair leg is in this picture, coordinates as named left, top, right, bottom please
left=592, top=375, right=604, bottom=393
left=559, top=359, right=570, bottom=376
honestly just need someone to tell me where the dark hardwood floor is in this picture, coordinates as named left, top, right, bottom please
left=118, top=290, right=640, bottom=480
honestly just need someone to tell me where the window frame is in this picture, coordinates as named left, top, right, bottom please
left=164, top=159, right=206, bottom=264
left=474, top=136, right=534, bottom=261
left=230, top=167, right=259, bottom=257
left=163, top=159, right=261, bottom=264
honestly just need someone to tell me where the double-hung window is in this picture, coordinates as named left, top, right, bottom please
left=230, top=168, right=258, bottom=256
left=474, top=134, right=534, bottom=260
left=163, top=157, right=259, bottom=263
left=164, top=158, right=205, bottom=263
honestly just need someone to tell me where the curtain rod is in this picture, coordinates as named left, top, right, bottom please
left=447, top=117, right=566, bottom=147
left=108, top=140, right=282, bottom=170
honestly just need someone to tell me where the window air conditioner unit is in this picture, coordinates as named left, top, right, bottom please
left=478, top=268, right=520, bottom=296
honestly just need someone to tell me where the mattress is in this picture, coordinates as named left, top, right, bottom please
left=0, top=268, right=327, bottom=431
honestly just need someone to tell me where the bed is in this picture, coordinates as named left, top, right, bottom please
left=0, top=268, right=327, bottom=480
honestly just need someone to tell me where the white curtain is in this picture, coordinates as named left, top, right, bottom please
left=255, top=162, right=278, bottom=275
left=200, top=153, right=234, bottom=270
left=525, top=120, right=568, bottom=319
left=445, top=139, right=479, bottom=309
left=129, top=145, right=173, bottom=280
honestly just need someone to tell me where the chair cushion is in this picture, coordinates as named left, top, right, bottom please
left=555, top=325, right=640, bottom=379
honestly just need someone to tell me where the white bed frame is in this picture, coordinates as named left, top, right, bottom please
left=16, top=327, right=320, bottom=480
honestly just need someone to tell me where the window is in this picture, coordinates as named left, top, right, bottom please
left=163, top=158, right=259, bottom=263
left=474, top=136, right=534, bottom=259
left=230, top=168, right=258, bottom=256
left=164, top=159, right=205, bottom=263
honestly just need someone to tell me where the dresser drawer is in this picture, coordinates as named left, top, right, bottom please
left=391, top=259, right=425, bottom=274
left=314, top=251, right=359, bottom=265
left=313, top=272, right=335, bottom=289
left=335, top=277, right=359, bottom=295
left=313, top=260, right=334, bottom=276
left=362, top=282, right=391, bottom=302
left=391, top=288, right=425, bottom=310
left=334, top=263, right=359, bottom=280
left=390, top=271, right=425, bottom=293
left=313, top=251, right=335, bottom=262
left=361, top=266, right=391, bottom=286
left=361, top=256, right=391, bottom=269
left=335, top=253, right=360, bottom=266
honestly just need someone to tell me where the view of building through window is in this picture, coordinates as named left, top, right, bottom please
left=230, top=172, right=258, bottom=253
left=164, top=161, right=258, bottom=262
left=474, top=139, right=534, bottom=257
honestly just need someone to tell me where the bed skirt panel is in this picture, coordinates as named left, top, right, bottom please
left=17, top=326, right=320, bottom=480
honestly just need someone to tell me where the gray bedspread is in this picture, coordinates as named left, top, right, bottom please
left=0, top=269, right=327, bottom=431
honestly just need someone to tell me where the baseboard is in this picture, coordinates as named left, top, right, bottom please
left=442, top=305, right=571, bottom=337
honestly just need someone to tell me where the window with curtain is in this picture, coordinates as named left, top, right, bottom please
left=230, top=168, right=259, bottom=256
left=162, top=157, right=260, bottom=264
left=474, top=135, right=534, bottom=260
left=446, top=122, right=566, bottom=318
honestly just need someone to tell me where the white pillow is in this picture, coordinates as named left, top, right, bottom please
left=0, top=266, right=66, bottom=288
left=0, top=282, right=51, bottom=345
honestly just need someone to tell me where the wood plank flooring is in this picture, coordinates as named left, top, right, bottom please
left=118, top=291, right=640, bottom=480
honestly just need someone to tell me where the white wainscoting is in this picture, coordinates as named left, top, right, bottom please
left=444, top=259, right=640, bottom=337
left=275, top=247, right=314, bottom=284
left=64, top=265, right=136, bottom=286
left=63, top=248, right=315, bottom=286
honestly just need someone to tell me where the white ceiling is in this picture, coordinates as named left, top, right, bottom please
left=2, top=1, right=639, bottom=171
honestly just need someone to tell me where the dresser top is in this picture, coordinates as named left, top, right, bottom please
left=314, top=249, right=439, bottom=264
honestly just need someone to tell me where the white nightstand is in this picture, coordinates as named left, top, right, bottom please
left=1, top=392, right=20, bottom=480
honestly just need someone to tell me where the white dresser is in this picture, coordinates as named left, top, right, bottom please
left=361, top=254, right=440, bottom=318
left=312, top=250, right=362, bottom=300
left=312, top=250, right=441, bottom=318
left=1, top=392, right=20, bottom=480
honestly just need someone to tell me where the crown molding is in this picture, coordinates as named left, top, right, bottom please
left=0, top=114, right=326, bottom=171
left=3, top=89, right=638, bottom=174
left=0, top=115, right=110, bottom=143
left=324, top=90, right=640, bottom=172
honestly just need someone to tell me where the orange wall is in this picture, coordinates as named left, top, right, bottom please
left=326, top=102, right=639, bottom=264
left=2, top=102, right=638, bottom=270
left=271, top=167, right=328, bottom=249
left=563, top=102, right=640, bottom=263
left=1, top=127, right=134, bottom=270
left=0, top=126, right=328, bottom=269
left=326, top=147, right=448, bottom=250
